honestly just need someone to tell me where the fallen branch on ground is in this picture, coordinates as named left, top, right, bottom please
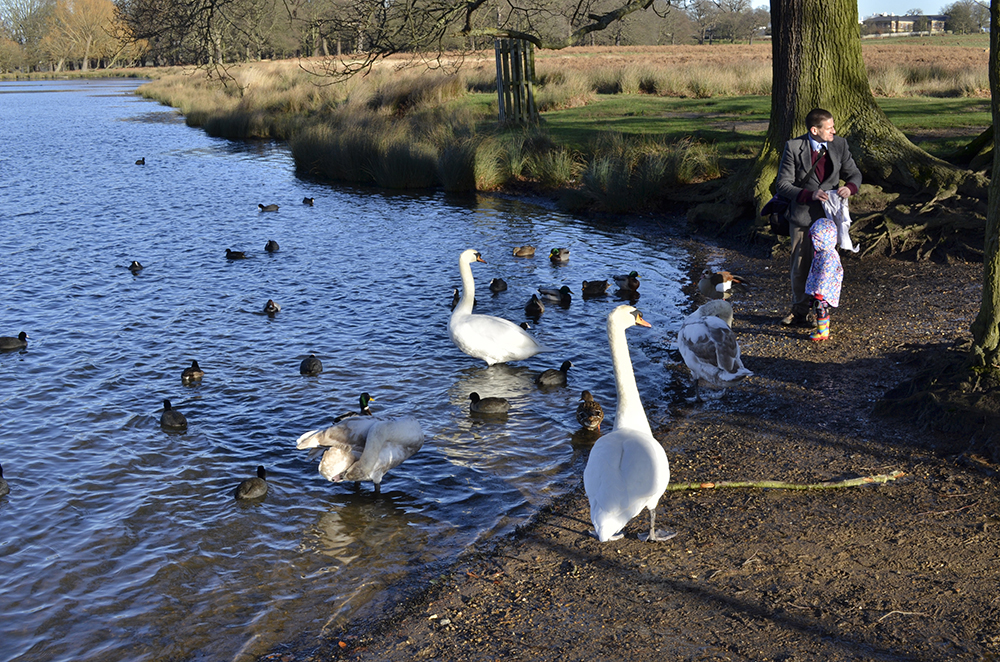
left=666, top=471, right=905, bottom=491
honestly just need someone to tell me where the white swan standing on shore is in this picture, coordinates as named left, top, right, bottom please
left=583, top=306, right=672, bottom=542
left=449, top=249, right=549, bottom=365
left=678, top=300, right=752, bottom=393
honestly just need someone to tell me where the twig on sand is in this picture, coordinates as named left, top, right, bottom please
left=879, top=610, right=928, bottom=622
left=665, top=471, right=905, bottom=492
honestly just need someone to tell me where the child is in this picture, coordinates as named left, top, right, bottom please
left=804, top=217, right=843, bottom=341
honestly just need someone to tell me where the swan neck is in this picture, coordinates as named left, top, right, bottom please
left=609, top=318, right=650, bottom=433
left=455, top=257, right=476, bottom=314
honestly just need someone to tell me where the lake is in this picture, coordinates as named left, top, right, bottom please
left=0, top=78, right=690, bottom=661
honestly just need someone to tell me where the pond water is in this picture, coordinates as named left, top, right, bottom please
left=0, top=79, right=691, bottom=661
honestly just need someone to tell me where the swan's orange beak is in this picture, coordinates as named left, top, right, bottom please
left=476, top=254, right=487, bottom=264
left=634, top=311, right=651, bottom=328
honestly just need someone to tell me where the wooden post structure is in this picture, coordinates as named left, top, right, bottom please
left=494, top=38, right=538, bottom=125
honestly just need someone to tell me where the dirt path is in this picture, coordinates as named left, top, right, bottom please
left=267, top=230, right=1000, bottom=662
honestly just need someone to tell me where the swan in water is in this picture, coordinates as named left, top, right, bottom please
left=449, top=249, right=549, bottom=365
left=296, top=417, right=424, bottom=495
left=235, top=465, right=268, bottom=500
left=583, top=306, right=672, bottom=542
left=678, top=300, right=752, bottom=393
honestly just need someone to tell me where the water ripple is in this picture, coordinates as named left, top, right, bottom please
left=0, top=79, right=690, bottom=662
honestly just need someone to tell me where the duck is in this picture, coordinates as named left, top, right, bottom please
left=583, top=306, right=672, bottom=542
left=678, top=300, right=753, bottom=393
left=698, top=270, right=749, bottom=300
left=449, top=249, right=549, bottom=366
left=0, top=332, right=29, bottom=351
left=582, top=280, right=610, bottom=297
left=300, top=353, right=323, bottom=376
left=512, top=245, right=536, bottom=258
left=549, top=247, right=570, bottom=263
left=264, top=299, right=281, bottom=315
left=258, top=203, right=279, bottom=212
left=535, top=360, right=573, bottom=388
left=524, top=294, right=545, bottom=317
left=181, top=360, right=204, bottom=385
left=135, top=157, right=145, bottom=165
left=489, top=277, right=508, bottom=293
left=469, top=392, right=510, bottom=416
left=613, top=271, right=641, bottom=292
left=264, top=239, right=280, bottom=253
left=333, top=392, right=375, bottom=423
left=160, top=399, right=187, bottom=430
left=302, top=197, right=314, bottom=206
left=234, top=465, right=268, bottom=500
left=297, top=417, right=424, bottom=495
left=128, top=260, right=143, bottom=273
left=0, top=463, right=9, bottom=497
left=576, top=390, right=605, bottom=431
left=225, top=248, right=247, bottom=260
left=538, top=285, right=572, bottom=307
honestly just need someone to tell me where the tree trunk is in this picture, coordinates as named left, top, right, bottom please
left=747, top=0, right=974, bottom=213
left=970, top=0, right=1000, bottom=365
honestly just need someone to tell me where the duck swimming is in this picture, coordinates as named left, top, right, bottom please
left=160, top=399, right=187, bottom=430
left=258, top=203, right=279, bottom=212
left=0, top=332, right=29, bottom=351
left=234, top=466, right=268, bottom=500
left=469, top=392, right=510, bottom=416
left=181, top=360, right=204, bottom=385
left=300, top=354, right=323, bottom=376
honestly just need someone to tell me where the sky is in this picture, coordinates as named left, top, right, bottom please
left=751, top=0, right=949, bottom=20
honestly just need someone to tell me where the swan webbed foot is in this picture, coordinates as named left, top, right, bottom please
left=639, top=529, right=677, bottom=542
left=373, top=482, right=381, bottom=496
left=590, top=530, right=624, bottom=541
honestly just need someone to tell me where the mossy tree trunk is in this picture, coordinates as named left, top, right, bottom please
left=747, top=0, right=972, bottom=213
left=970, top=0, right=1000, bottom=366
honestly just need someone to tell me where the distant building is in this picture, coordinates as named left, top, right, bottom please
left=862, top=13, right=947, bottom=35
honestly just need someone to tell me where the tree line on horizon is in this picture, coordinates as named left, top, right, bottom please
left=0, top=0, right=774, bottom=74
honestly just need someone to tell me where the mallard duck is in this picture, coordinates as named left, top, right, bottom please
left=300, top=353, right=323, bottom=376
left=258, top=203, right=279, bottom=212
left=449, top=249, right=549, bottom=365
left=535, top=360, right=573, bottom=387
left=584, top=306, right=672, bottom=542
left=0, top=464, right=9, bottom=497
left=582, top=280, right=610, bottom=297
left=613, top=271, right=641, bottom=291
left=513, top=245, right=536, bottom=257
left=333, top=392, right=375, bottom=423
left=489, top=277, right=508, bottom=293
left=538, top=285, right=572, bottom=307
left=264, top=239, right=279, bottom=253
left=298, top=417, right=425, bottom=495
left=0, top=331, right=29, bottom=351
left=678, top=300, right=753, bottom=393
left=135, top=157, right=145, bottom=165
left=524, top=294, right=545, bottom=317
left=160, top=399, right=187, bottom=430
left=234, top=466, right=268, bottom=500
left=698, top=270, right=749, bottom=300
left=128, top=260, right=143, bottom=273
left=576, top=390, right=605, bottom=431
left=181, top=360, right=204, bottom=385
left=264, top=299, right=281, bottom=315
left=225, top=248, right=247, bottom=260
left=302, top=197, right=314, bottom=206
left=469, top=392, right=510, bottom=415
left=549, top=247, right=570, bottom=263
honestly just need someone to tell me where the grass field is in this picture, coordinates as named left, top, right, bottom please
left=118, top=36, right=993, bottom=206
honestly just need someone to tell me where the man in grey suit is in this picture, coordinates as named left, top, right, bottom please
left=775, top=108, right=862, bottom=326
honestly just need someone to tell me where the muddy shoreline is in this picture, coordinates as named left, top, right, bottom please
left=262, top=219, right=1000, bottom=662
